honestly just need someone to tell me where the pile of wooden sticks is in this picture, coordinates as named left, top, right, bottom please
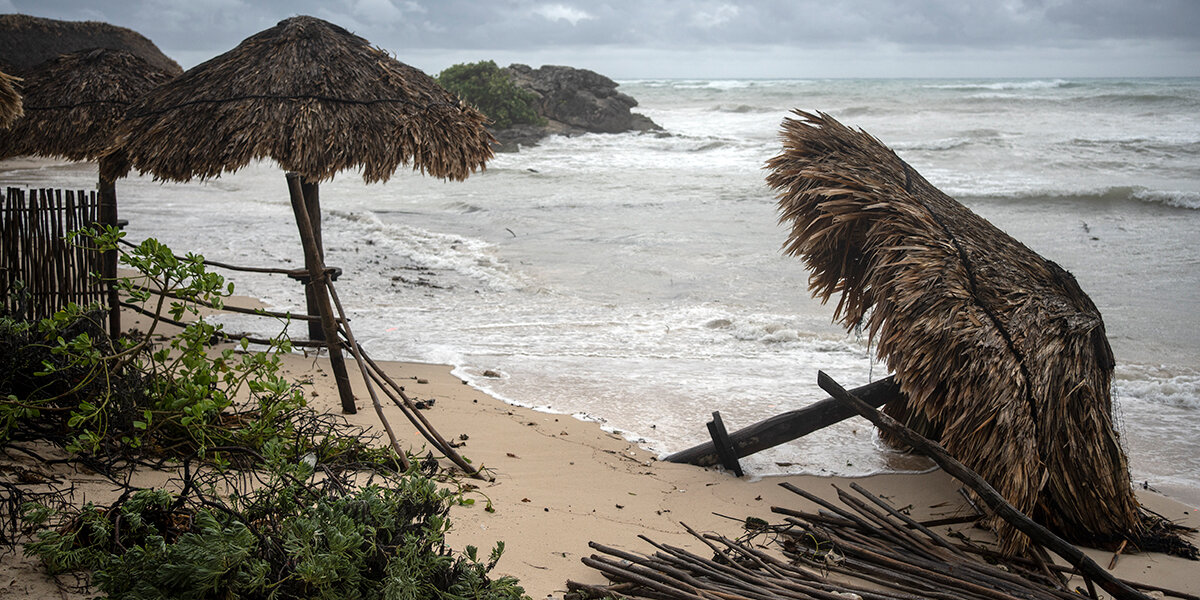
left=568, top=480, right=1192, bottom=600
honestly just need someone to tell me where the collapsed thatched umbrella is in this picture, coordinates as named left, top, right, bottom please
left=0, top=48, right=179, bottom=338
left=0, top=71, right=20, bottom=128
left=107, top=16, right=494, bottom=415
left=766, top=111, right=1144, bottom=555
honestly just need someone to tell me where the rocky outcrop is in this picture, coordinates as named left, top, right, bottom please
left=0, top=14, right=182, bottom=76
left=493, top=63, right=661, bottom=151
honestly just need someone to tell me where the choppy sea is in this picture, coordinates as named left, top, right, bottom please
left=4, top=77, right=1198, bottom=505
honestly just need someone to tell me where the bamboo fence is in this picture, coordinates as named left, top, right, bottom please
left=0, top=187, right=106, bottom=321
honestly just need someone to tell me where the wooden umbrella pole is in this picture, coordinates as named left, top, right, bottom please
left=285, top=173, right=356, bottom=414
left=815, top=371, right=1152, bottom=600
left=300, top=178, right=324, bottom=341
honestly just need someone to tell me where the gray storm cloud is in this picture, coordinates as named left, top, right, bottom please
left=6, top=0, right=1199, bottom=77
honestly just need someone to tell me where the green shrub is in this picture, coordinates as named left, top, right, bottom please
left=25, top=472, right=526, bottom=600
left=437, top=61, right=544, bottom=129
left=10, top=229, right=525, bottom=599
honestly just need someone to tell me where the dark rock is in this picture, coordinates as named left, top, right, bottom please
left=0, top=14, right=182, bottom=76
left=493, top=63, right=662, bottom=152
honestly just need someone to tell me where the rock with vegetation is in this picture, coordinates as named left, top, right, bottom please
left=0, top=14, right=182, bottom=76
left=436, top=59, right=544, bottom=130
left=438, top=61, right=662, bottom=152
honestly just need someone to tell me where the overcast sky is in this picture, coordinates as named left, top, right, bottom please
left=5, top=0, right=1199, bottom=79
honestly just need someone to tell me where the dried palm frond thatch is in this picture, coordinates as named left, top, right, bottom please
left=106, top=15, right=493, bottom=184
left=766, top=110, right=1143, bottom=555
left=0, top=48, right=176, bottom=162
left=0, top=14, right=182, bottom=77
left=0, top=71, right=20, bottom=129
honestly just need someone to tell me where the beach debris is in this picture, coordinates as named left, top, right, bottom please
left=570, top=474, right=1190, bottom=600
left=818, top=370, right=1186, bottom=597
left=765, top=110, right=1160, bottom=556
left=665, top=377, right=900, bottom=467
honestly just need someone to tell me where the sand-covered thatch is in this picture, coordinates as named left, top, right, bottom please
left=766, top=110, right=1144, bottom=555
left=107, top=15, right=493, bottom=184
left=0, top=70, right=19, bottom=128
left=0, top=48, right=175, bottom=162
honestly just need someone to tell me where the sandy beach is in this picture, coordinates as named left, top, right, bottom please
left=1, top=300, right=1197, bottom=599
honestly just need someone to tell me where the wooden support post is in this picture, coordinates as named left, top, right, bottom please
left=98, top=173, right=120, bottom=341
left=286, top=173, right=356, bottom=414
left=664, top=376, right=900, bottom=466
left=301, top=179, right=324, bottom=341
left=706, top=411, right=743, bottom=477
left=816, top=370, right=1151, bottom=600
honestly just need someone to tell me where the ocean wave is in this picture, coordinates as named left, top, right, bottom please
left=1086, top=93, right=1199, bottom=107
left=892, top=129, right=1005, bottom=152
left=443, top=200, right=486, bottom=214
left=1132, top=189, right=1200, bottom=210
left=1066, top=136, right=1200, bottom=158
left=709, top=103, right=774, bottom=114
left=925, top=79, right=1074, bottom=91
left=1114, top=366, right=1200, bottom=410
left=957, top=185, right=1200, bottom=210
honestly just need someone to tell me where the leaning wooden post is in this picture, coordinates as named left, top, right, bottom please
left=286, top=173, right=357, bottom=414
left=664, top=376, right=899, bottom=466
left=816, top=370, right=1151, bottom=600
left=97, top=170, right=120, bottom=341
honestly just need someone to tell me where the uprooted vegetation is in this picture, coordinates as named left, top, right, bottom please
left=0, top=227, right=526, bottom=599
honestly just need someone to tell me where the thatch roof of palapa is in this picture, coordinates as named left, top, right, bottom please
left=0, top=70, right=20, bottom=128
left=107, top=15, right=493, bottom=184
left=0, top=14, right=182, bottom=77
left=0, top=48, right=176, bottom=162
left=766, top=111, right=1144, bottom=555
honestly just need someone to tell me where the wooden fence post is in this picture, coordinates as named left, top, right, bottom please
left=99, top=176, right=120, bottom=340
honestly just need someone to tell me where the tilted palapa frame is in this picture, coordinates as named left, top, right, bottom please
left=766, top=111, right=1143, bottom=555
left=106, top=15, right=493, bottom=420
left=0, top=49, right=179, bottom=337
left=0, top=71, right=20, bottom=128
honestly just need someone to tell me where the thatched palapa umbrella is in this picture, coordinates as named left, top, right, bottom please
left=108, top=16, right=494, bottom=415
left=0, top=48, right=177, bottom=162
left=766, top=111, right=1147, bottom=555
left=0, top=70, right=20, bottom=128
left=0, top=48, right=179, bottom=337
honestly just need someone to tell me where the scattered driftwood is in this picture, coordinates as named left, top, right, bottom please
left=817, top=370, right=1152, bottom=600
left=569, top=476, right=1194, bottom=600
left=664, top=376, right=900, bottom=467
left=569, top=477, right=1196, bottom=600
